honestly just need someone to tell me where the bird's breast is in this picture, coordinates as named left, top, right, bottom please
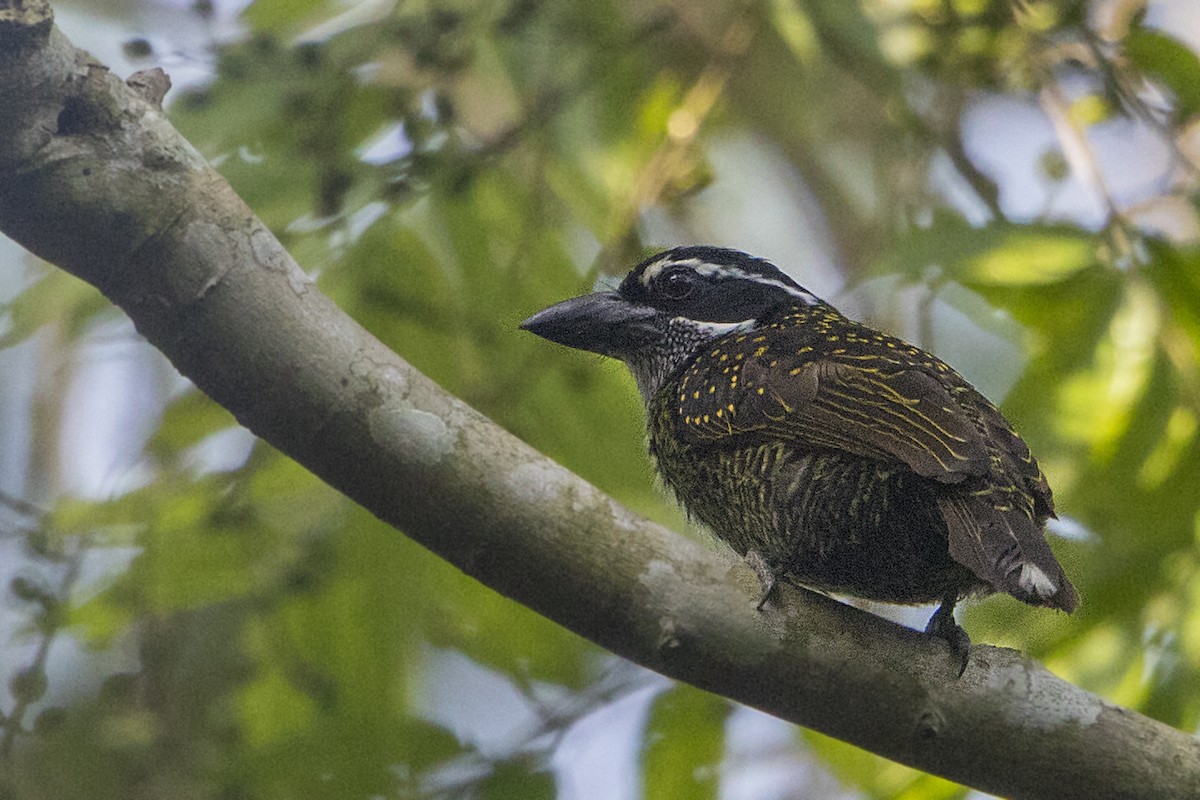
left=645, top=404, right=981, bottom=604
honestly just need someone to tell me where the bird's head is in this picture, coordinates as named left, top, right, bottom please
left=520, top=246, right=823, bottom=401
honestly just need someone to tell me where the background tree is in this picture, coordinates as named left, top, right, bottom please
left=1, top=0, right=1199, bottom=798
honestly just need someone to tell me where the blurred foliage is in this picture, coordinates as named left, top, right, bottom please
left=2, top=0, right=1200, bottom=798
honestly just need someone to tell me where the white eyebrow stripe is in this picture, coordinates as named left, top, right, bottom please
left=642, top=257, right=820, bottom=305
left=692, top=262, right=819, bottom=304
left=639, top=256, right=702, bottom=285
left=751, top=276, right=818, bottom=305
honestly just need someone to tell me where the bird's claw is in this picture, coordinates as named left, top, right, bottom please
left=926, top=601, right=971, bottom=676
left=746, top=549, right=780, bottom=610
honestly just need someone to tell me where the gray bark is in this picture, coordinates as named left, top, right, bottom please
left=0, top=3, right=1197, bottom=798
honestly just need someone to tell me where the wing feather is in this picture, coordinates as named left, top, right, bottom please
left=676, top=350, right=991, bottom=483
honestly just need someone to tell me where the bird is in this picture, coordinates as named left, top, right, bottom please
left=520, top=246, right=1077, bottom=655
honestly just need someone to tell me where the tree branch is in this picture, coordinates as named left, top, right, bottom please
left=0, top=4, right=1196, bottom=797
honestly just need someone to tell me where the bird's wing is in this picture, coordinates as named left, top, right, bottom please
left=673, top=350, right=991, bottom=483
left=972, top=400, right=1056, bottom=519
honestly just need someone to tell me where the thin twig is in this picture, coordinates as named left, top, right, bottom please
left=0, top=536, right=85, bottom=757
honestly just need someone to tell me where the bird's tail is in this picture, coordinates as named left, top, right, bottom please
left=938, top=494, right=1078, bottom=612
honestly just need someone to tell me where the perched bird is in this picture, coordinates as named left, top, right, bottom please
left=520, top=246, right=1077, bottom=651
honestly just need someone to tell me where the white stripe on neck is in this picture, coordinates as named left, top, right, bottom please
left=683, top=318, right=758, bottom=336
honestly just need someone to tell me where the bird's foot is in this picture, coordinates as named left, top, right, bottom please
left=925, top=601, right=971, bottom=677
left=745, top=549, right=780, bottom=610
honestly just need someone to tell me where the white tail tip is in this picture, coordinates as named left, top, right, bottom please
left=1017, top=563, right=1058, bottom=599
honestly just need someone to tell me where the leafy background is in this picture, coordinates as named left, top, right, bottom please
left=1, top=0, right=1198, bottom=798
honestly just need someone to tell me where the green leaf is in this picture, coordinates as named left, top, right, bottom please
left=241, top=0, right=336, bottom=35
left=1126, top=28, right=1200, bottom=120
left=885, top=216, right=1097, bottom=287
left=955, top=227, right=1097, bottom=285
left=148, top=389, right=240, bottom=458
left=1142, top=240, right=1200, bottom=338
left=237, top=666, right=318, bottom=748
left=803, top=729, right=966, bottom=799
left=0, top=269, right=111, bottom=348
left=479, top=760, right=556, bottom=800
left=641, top=686, right=729, bottom=800
left=1067, top=93, right=1114, bottom=128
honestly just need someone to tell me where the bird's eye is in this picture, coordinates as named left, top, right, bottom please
left=658, top=269, right=695, bottom=300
